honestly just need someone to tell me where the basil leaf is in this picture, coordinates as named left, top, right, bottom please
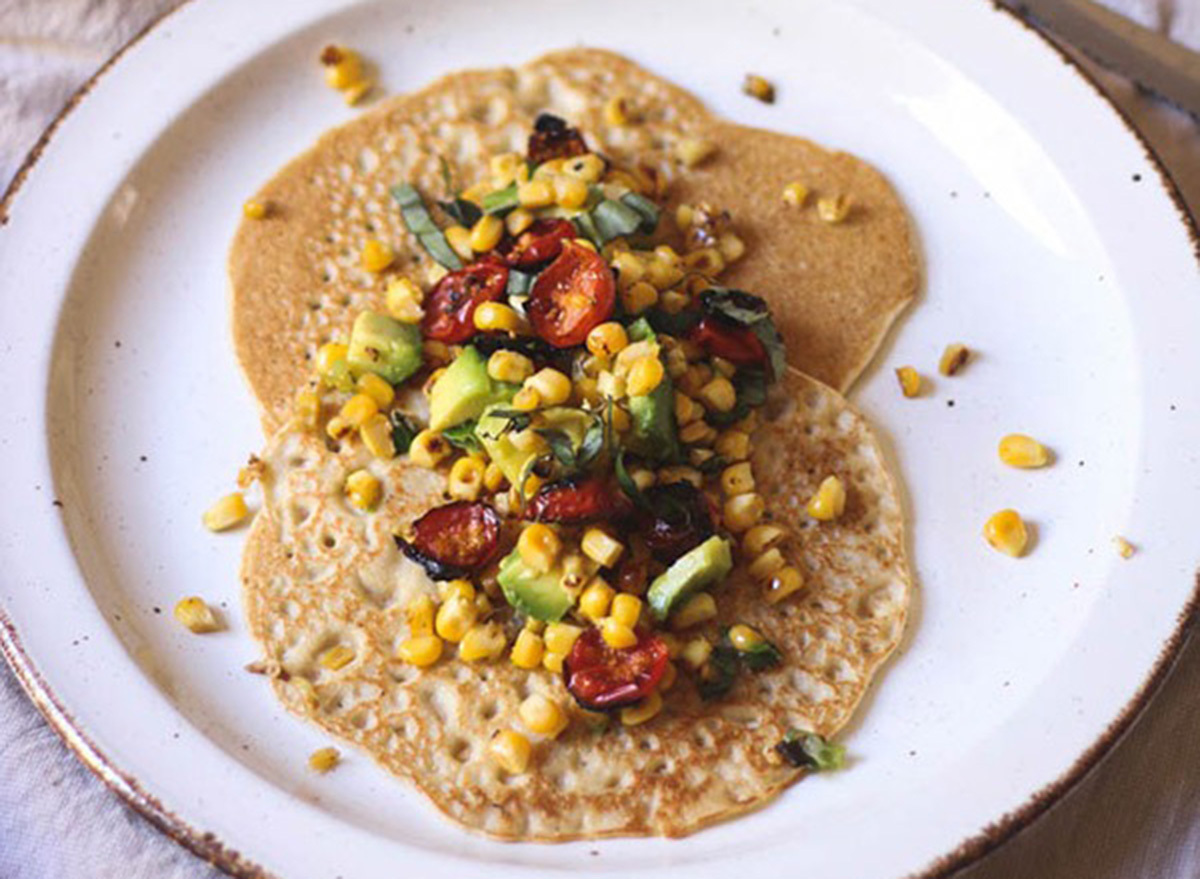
left=699, top=287, right=787, bottom=381
left=775, top=731, right=846, bottom=772
left=619, top=192, right=661, bottom=234
left=614, top=449, right=649, bottom=508
left=591, top=198, right=644, bottom=243
left=391, top=183, right=463, bottom=270
left=475, top=409, right=531, bottom=440
left=389, top=411, right=419, bottom=454
left=442, top=421, right=482, bottom=454
left=697, top=645, right=739, bottom=700
left=737, top=637, right=782, bottom=671
left=437, top=197, right=482, bottom=228
left=642, top=307, right=700, bottom=339
left=577, top=416, right=605, bottom=467
left=481, top=182, right=519, bottom=215
left=506, top=268, right=537, bottom=298
left=536, top=428, right=578, bottom=469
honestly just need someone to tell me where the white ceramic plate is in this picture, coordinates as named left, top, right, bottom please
left=2, top=1, right=1199, bottom=876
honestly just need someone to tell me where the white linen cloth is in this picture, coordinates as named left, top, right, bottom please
left=1, top=2, right=1199, bottom=877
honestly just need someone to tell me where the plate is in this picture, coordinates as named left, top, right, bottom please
left=2, top=1, right=1198, bottom=877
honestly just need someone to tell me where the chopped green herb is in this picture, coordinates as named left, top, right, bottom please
left=697, top=645, right=739, bottom=700
left=614, top=449, right=649, bottom=508
left=442, top=420, right=482, bottom=454
left=643, top=307, right=701, bottom=339
left=591, top=198, right=645, bottom=243
left=619, top=192, right=661, bottom=234
left=775, top=730, right=846, bottom=771
left=391, top=183, right=463, bottom=270
left=700, top=288, right=786, bottom=381
left=506, top=268, right=537, bottom=298
left=573, top=211, right=602, bottom=247
left=481, top=183, right=519, bottom=215
left=389, top=411, right=420, bottom=454
left=437, top=196, right=482, bottom=228
left=474, top=408, right=532, bottom=440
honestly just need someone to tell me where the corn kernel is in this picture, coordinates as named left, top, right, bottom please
left=545, top=622, right=583, bottom=655
left=682, top=247, right=725, bottom=276
left=728, top=624, right=765, bottom=652
left=444, top=225, right=474, bottom=262
left=579, top=578, right=616, bottom=621
left=511, top=386, right=541, bottom=412
left=448, top=456, right=486, bottom=501
left=895, top=366, right=922, bottom=398
left=658, top=465, right=703, bottom=489
left=678, top=362, right=713, bottom=395
left=743, top=523, right=786, bottom=557
left=676, top=138, right=715, bottom=167
left=202, top=492, right=249, bottom=532
left=319, top=645, right=355, bottom=671
left=984, top=509, right=1028, bottom=557
left=698, top=376, right=737, bottom=413
left=580, top=527, right=624, bottom=568
left=355, top=372, right=395, bottom=409
left=474, top=592, right=492, bottom=616
left=517, top=179, right=555, bottom=209
left=542, top=651, right=565, bottom=673
left=505, top=207, right=534, bottom=236
left=601, top=618, right=638, bottom=649
left=526, top=368, right=572, bottom=406
left=242, top=199, right=267, bottom=220
left=345, top=469, right=382, bottom=511
left=561, top=154, right=606, bottom=183
left=673, top=391, right=700, bottom=425
left=675, top=203, right=695, bottom=229
left=474, top=301, right=522, bottom=333
left=293, top=389, right=320, bottom=430
left=765, top=566, right=805, bottom=604
left=620, top=691, right=663, bottom=726
left=320, top=45, right=361, bottom=86
left=939, top=343, right=970, bottom=376
left=626, top=356, right=665, bottom=396
left=316, top=341, right=349, bottom=377
left=510, top=629, right=545, bottom=669
left=554, top=175, right=589, bottom=209
left=597, top=370, right=627, bottom=401
left=520, top=693, right=569, bottom=738
left=360, top=412, right=396, bottom=459
left=742, top=73, right=776, bottom=103
left=489, top=152, right=524, bottom=186
left=518, top=523, right=562, bottom=574
left=458, top=622, right=506, bottom=662
left=806, top=476, right=846, bottom=521
left=718, top=233, right=746, bottom=263
left=435, top=594, right=477, bottom=643
left=782, top=182, right=809, bottom=208
left=609, top=405, right=632, bottom=433
left=439, top=579, right=475, bottom=602
left=621, top=280, right=659, bottom=314
left=604, top=95, right=630, bottom=126
left=396, top=634, right=443, bottom=667
left=748, top=547, right=787, bottom=582
left=361, top=239, right=394, bottom=273
left=723, top=493, right=765, bottom=532
left=817, top=194, right=852, bottom=224
left=422, top=339, right=451, bottom=365
left=715, top=429, right=751, bottom=461
left=671, top=592, right=717, bottom=630
left=998, top=434, right=1050, bottom=469
left=325, top=416, right=353, bottom=441
left=409, top=430, right=451, bottom=468
left=483, top=462, right=507, bottom=493
left=469, top=214, right=505, bottom=253
left=646, top=262, right=685, bottom=292
left=339, top=393, right=379, bottom=429
left=173, top=597, right=220, bottom=633
left=308, top=746, right=340, bottom=773
left=610, top=593, right=643, bottom=628
left=680, top=637, right=713, bottom=668
left=679, top=420, right=717, bottom=446
left=1114, top=536, right=1136, bottom=559
left=611, top=251, right=646, bottom=289
left=407, top=595, right=435, bottom=637
left=587, top=322, right=629, bottom=359
left=720, top=462, right=755, bottom=497
left=489, top=730, right=532, bottom=774
left=385, top=277, right=424, bottom=323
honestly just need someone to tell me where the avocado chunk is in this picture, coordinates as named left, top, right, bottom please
left=623, top=318, right=680, bottom=463
left=429, top=346, right=519, bottom=431
left=346, top=311, right=423, bottom=385
left=647, top=535, right=733, bottom=620
left=497, top=548, right=574, bottom=621
left=475, top=405, right=595, bottom=486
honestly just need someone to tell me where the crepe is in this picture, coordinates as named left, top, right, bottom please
left=230, top=49, right=918, bottom=431
left=241, top=368, right=910, bottom=840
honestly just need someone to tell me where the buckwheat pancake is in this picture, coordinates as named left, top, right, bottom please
left=241, top=368, right=910, bottom=840
left=230, top=48, right=918, bottom=431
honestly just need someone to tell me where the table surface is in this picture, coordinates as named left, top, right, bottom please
left=2, top=2, right=1199, bottom=878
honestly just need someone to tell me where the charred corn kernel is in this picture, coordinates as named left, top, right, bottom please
left=658, top=465, right=703, bottom=489
left=597, top=370, right=627, bottom=400
left=698, top=376, right=737, bottom=413
left=562, top=153, right=606, bottom=183
left=748, top=547, right=787, bottom=582
left=939, top=342, right=970, bottom=376
left=728, top=624, right=765, bottom=651
left=174, top=597, right=219, bottom=633
left=407, top=595, right=435, bottom=637
left=473, top=301, right=522, bottom=333
left=435, top=594, right=477, bottom=643
left=718, top=232, right=746, bottom=263
left=721, top=461, right=756, bottom=496
left=679, top=420, right=718, bottom=446
left=806, top=476, right=846, bottom=521
left=520, top=693, right=568, bottom=738
left=1114, top=536, right=1136, bottom=559
left=676, top=137, right=715, bottom=167
left=689, top=448, right=716, bottom=469
left=671, top=592, right=717, bottom=630
left=544, top=622, right=583, bottom=655
left=361, top=239, right=394, bottom=273
left=384, top=277, right=423, bottom=323
left=675, top=203, right=695, bottom=229
left=444, top=225, right=474, bottom=262
left=581, top=527, right=624, bottom=568
left=343, top=79, right=373, bottom=106
left=680, top=637, right=713, bottom=668
left=674, top=391, right=701, bottom=425
left=483, top=462, right=507, bottom=493
left=469, top=214, right=504, bottom=253
left=409, top=430, right=451, bottom=468
left=626, top=356, right=665, bottom=396
left=458, top=622, right=506, bottom=662
left=560, top=554, right=587, bottom=591
left=439, top=579, right=475, bottom=602
left=511, top=385, right=541, bottom=412
left=682, top=247, right=725, bottom=276
left=325, top=416, right=353, bottom=441
left=782, top=182, right=809, bottom=207
left=489, top=729, right=531, bottom=774
left=630, top=467, right=657, bottom=492
left=579, top=578, right=616, bottom=621
left=517, top=179, right=555, bottom=209
left=604, top=95, right=630, bottom=126
left=397, top=635, right=443, bottom=667
left=293, top=389, right=320, bottom=430
left=242, top=199, right=267, bottom=219
left=766, top=566, right=804, bottom=603
left=340, top=393, right=379, bottom=429
left=510, top=629, right=545, bottom=669
left=518, top=523, right=561, bottom=574
left=998, top=434, right=1050, bottom=469
left=743, top=73, right=776, bottom=102
left=715, top=429, right=751, bottom=461
left=895, top=366, right=921, bottom=398
left=587, top=322, right=629, bottom=359
left=542, top=651, right=565, bottom=673
left=733, top=410, right=759, bottom=433
left=202, top=493, right=249, bottom=532
left=360, top=413, right=396, bottom=460
left=601, top=618, right=638, bottom=649
left=320, top=645, right=355, bottom=671
left=316, top=341, right=349, bottom=376
left=666, top=348, right=689, bottom=381
left=621, top=280, right=659, bottom=314
left=743, top=523, right=786, bottom=557
left=724, top=492, right=765, bottom=532
left=678, top=363, right=713, bottom=395
left=711, top=356, right=737, bottom=379
left=489, top=152, right=524, bottom=186
left=620, top=691, right=663, bottom=726
left=505, top=207, right=534, bottom=236
left=983, top=509, right=1028, bottom=557
left=646, top=261, right=685, bottom=292
left=482, top=348, right=535, bottom=381
left=817, top=194, right=852, bottom=224
left=321, top=45, right=362, bottom=88
left=554, top=175, right=589, bottom=209
left=356, top=372, right=395, bottom=408
left=345, top=469, right=382, bottom=511
left=612, top=252, right=646, bottom=288
left=308, top=746, right=340, bottom=773
left=448, top=456, right=486, bottom=501
left=610, top=593, right=643, bottom=628
left=609, top=405, right=632, bottom=433
left=527, top=368, right=572, bottom=406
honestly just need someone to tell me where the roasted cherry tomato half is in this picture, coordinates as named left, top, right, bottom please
left=689, top=316, right=767, bottom=367
left=564, top=626, right=670, bottom=711
left=527, top=241, right=616, bottom=348
left=421, top=257, right=509, bottom=344
left=499, top=218, right=577, bottom=268
left=394, top=501, right=501, bottom=580
left=638, top=482, right=717, bottom=564
left=525, top=476, right=632, bottom=525
left=527, top=113, right=589, bottom=165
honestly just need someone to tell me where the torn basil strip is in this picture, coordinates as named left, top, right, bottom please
left=775, top=730, right=846, bottom=771
left=391, top=183, right=463, bottom=270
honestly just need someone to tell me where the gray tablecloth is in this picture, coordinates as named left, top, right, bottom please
left=2, top=2, right=1199, bottom=877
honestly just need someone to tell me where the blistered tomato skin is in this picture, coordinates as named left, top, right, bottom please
left=639, top=482, right=717, bottom=564
left=395, top=501, right=501, bottom=580
left=689, top=316, right=767, bottom=367
left=564, top=626, right=670, bottom=710
left=527, top=241, right=616, bottom=348
left=525, top=476, right=632, bottom=524
left=527, top=113, right=589, bottom=165
left=499, top=218, right=577, bottom=268
left=421, top=257, right=509, bottom=344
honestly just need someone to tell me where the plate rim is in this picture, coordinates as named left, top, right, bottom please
left=1, top=2, right=1198, bottom=878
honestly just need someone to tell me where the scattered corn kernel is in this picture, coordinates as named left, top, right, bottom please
left=939, top=343, right=970, bottom=377
left=511, top=385, right=541, bottom=411
left=439, top=579, right=475, bottom=602
left=674, top=391, right=702, bottom=425
left=718, top=233, right=746, bottom=263
left=355, top=372, right=395, bottom=408
left=360, top=412, right=396, bottom=460
left=519, top=693, right=569, bottom=738
left=724, top=492, right=766, bottom=532
left=385, top=278, right=424, bottom=323
left=743, top=523, right=786, bottom=557
left=474, top=301, right=522, bottom=333
left=545, top=622, right=583, bottom=655
left=579, top=578, right=616, bottom=621
left=320, top=45, right=362, bottom=88
left=469, top=214, right=505, bottom=252
left=621, top=280, right=659, bottom=314
left=554, top=175, right=589, bottom=209
left=671, top=592, right=717, bottom=630
left=587, top=322, right=629, bottom=359
left=984, top=509, right=1028, bottom=557
left=361, top=239, right=394, bottom=273
left=448, top=456, right=486, bottom=501
left=308, top=747, right=340, bottom=774
left=173, top=597, right=220, bottom=633
left=728, top=624, right=765, bottom=651
left=407, top=595, right=435, bottom=637
left=748, top=547, right=787, bottom=582
left=202, top=492, right=249, bottom=532
left=319, top=645, right=355, bottom=671
left=581, top=527, right=625, bottom=568
left=676, top=138, right=715, bottom=168
left=782, top=182, right=809, bottom=208
left=806, top=476, right=846, bottom=521
left=489, top=152, right=524, bottom=186
left=698, top=376, right=737, bottom=413
left=458, top=622, right=506, bottom=662
left=489, top=729, right=532, bottom=774
left=505, top=207, right=535, bottom=236
left=620, top=691, right=663, bottom=726
left=604, top=95, right=630, bottom=126
left=409, top=430, right=451, bottom=468
left=720, top=461, right=755, bottom=497
left=1114, top=536, right=1136, bottom=559
left=742, top=73, right=776, bottom=103
left=895, top=366, right=922, bottom=398
left=610, top=593, right=643, bottom=628
left=680, top=637, right=713, bottom=668
left=397, top=634, right=443, bottom=667
left=339, top=393, right=378, bottom=429
left=242, top=199, right=267, bottom=220
left=601, top=618, right=638, bottom=649
left=542, top=651, right=565, bottom=673
left=345, top=469, right=381, bottom=511
left=342, top=79, right=373, bottom=106
left=998, top=434, right=1050, bottom=469
left=715, top=429, right=751, bottom=461
left=510, top=629, right=545, bottom=670
left=562, top=154, right=606, bottom=183
left=435, top=594, right=477, bottom=643
left=517, top=179, right=555, bottom=209
left=765, top=565, right=805, bottom=604
left=526, top=368, right=572, bottom=406
left=325, top=415, right=352, bottom=441
left=518, top=523, right=562, bottom=574
left=817, top=194, right=852, bottom=224
left=444, top=225, right=474, bottom=262
left=293, top=389, right=320, bottom=430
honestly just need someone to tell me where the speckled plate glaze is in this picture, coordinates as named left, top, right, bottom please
left=2, top=1, right=1199, bottom=877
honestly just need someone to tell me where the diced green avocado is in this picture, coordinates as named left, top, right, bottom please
left=623, top=318, right=680, bottom=463
left=428, top=346, right=519, bottom=431
left=647, top=535, right=733, bottom=620
left=475, top=405, right=595, bottom=486
left=346, top=311, right=423, bottom=385
left=497, top=548, right=573, bottom=621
